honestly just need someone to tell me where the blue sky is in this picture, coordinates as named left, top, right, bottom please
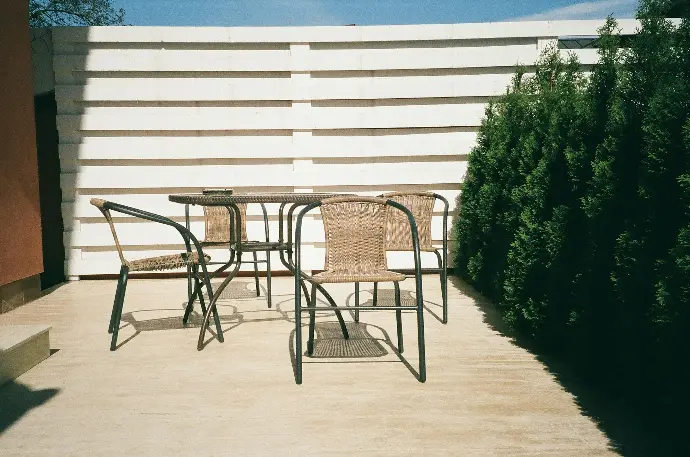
left=114, top=0, right=639, bottom=26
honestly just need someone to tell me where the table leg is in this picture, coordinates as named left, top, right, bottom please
left=185, top=204, right=192, bottom=304
left=197, top=254, right=242, bottom=350
left=197, top=203, right=244, bottom=350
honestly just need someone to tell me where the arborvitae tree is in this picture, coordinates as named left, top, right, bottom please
left=636, top=0, right=690, bottom=444
left=664, top=0, right=690, bottom=17
left=607, top=0, right=685, bottom=401
left=665, top=5, right=690, bottom=433
left=501, top=48, right=587, bottom=341
left=576, top=18, right=628, bottom=375
left=455, top=69, right=535, bottom=303
left=455, top=3, right=690, bottom=451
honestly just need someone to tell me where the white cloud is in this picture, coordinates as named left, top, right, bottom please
left=515, top=0, right=638, bottom=21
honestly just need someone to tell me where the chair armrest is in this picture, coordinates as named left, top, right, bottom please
left=98, top=200, right=208, bottom=270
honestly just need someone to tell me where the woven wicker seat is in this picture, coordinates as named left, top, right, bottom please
left=195, top=198, right=274, bottom=307
left=312, top=270, right=405, bottom=284
left=354, top=191, right=449, bottom=324
left=90, top=198, right=223, bottom=351
left=128, top=252, right=210, bottom=272
left=293, top=196, right=427, bottom=384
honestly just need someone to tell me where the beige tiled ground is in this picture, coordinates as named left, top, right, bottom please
left=0, top=276, right=618, bottom=456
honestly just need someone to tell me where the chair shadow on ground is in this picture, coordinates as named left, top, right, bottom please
left=114, top=280, right=274, bottom=350
left=450, top=275, right=686, bottom=457
left=112, top=278, right=424, bottom=381
left=0, top=379, right=59, bottom=435
left=342, top=285, right=444, bottom=323
left=285, top=294, right=424, bottom=383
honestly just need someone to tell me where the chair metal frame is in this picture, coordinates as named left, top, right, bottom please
left=354, top=192, right=449, bottom=324
left=293, top=197, right=427, bottom=384
left=185, top=202, right=273, bottom=313
left=91, top=199, right=223, bottom=350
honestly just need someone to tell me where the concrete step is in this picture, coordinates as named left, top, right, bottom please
left=0, top=325, right=51, bottom=387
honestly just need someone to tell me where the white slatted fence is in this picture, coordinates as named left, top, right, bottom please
left=52, top=20, right=640, bottom=277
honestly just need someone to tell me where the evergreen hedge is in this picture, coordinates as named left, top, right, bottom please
left=455, top=1, right=690, bottom=446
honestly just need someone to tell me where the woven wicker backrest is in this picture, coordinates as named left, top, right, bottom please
left=203, top=204, right=248, bottom=243
left=381, top=192, right=435, bottom=251
left=90, top=198, right=128, bottom=266
left=319, top=197, right=389, bottom=274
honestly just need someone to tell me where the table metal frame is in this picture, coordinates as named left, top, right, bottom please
left=168, top=193, right=351, bottom=350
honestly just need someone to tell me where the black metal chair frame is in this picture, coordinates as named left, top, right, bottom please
left=97, top=201, right=224, bottom=350
left=293, top=199, right=427, bottom=384
left=184, top=202, right=274, bottom=317
left=354, top=192, right=449, bottom=324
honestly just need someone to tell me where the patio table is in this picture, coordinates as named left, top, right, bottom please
left=168, top=192, right=351, bottom=350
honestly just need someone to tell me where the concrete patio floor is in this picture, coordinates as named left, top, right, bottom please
left=0, top=275, right=619, bottom=456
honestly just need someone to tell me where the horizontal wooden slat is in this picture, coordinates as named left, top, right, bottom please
left=54, top=50, right=292, bottom=72
left=56, top=107, right=295, bottom=132
left=58, top=130, right=475, bottom=163
left=316, top=188, right=462, bottom=212
left=55, top=73, right=515, bottom=103
left=566, top=48, right=600, bottom=65
left=51, top=20, right=640, bottom=44
left=58, top=136, right=295, bottom=166
left=65, top=214, right=452, bottom=250
left=53, top=45, right=600, bottom=74
left=66, top=220, right=279, bottom=247
left=300, top=130, right=477, bottom=157
left=308, top=73, right=516, bottom=99
left=55, top=79, right=294, bottom=102
left=56, top=103, right=485, bottom=132
left=299, top=161, right=468, bottom=186
left=308, top=103, right=486, bottom=129
left=296, top=45, right=539, bottom=72
left=61, top=200, right=287, bottom=230
left=63, top=189, right=461, bottom=223
left=67, top=243, right=454, bottom=275
left=60, top=164, right=296, bottom=190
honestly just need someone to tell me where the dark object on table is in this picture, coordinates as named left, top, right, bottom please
left=201, top=188, right=233, bottom=195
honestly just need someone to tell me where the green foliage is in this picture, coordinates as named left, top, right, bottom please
left=456, top=2, right=690, bottom=445
left=455, top=68, right=535, bottom=303
left=29, top=0, right=125, bottom=27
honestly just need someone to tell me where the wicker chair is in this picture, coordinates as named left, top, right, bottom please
left=90, top=198, right=223, bottom=351
left=293, top=196, right=426, bottom=384
left=354, top=191, right=449, bottom=323
left=192, top=202, right=273, bottom=308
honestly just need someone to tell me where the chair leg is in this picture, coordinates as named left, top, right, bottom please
left=416, top=286, right=426, bottom=383
left=110, top=265, right=129, bottom=351
left=186, top=264, right=193, bottom=307
left=265, top=250, right=272, bottom=308
left=197, top=281, right=208, bottom=317
left=108, top=265, right=126, bottom=334
left=435, top=249, right=448, bottom=324
left=307, top=282, right=317, bottom=356
left=252, top=251, right=260, bottom=297
left=394, top=282, right=403, bottom=354
left=372, top=282, right=378, bottom=307
left=354, top=282, right=360, bottom=322
left=295, top=281, right=303, bottom=385
left=183, top=274, right=201, bottom=325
